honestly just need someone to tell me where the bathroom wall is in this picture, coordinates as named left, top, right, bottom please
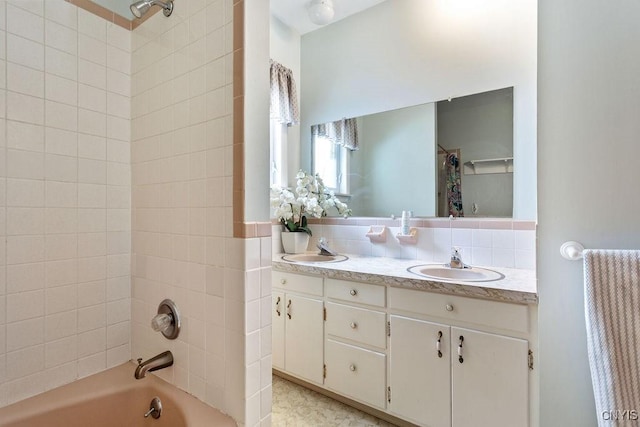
left=131, top=1, right=271, bottom=425
left=300, top=0, right=537, bottom=220
left=0, top=0, right=132, bottom=406
left=273, top=219, right=536, bottom=271
left=538, top=0, right=640, bottom=425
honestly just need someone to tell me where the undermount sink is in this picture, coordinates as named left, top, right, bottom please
left=408, top=264, right=504, bottom=282
left=281, top=253, right=349, bottom=263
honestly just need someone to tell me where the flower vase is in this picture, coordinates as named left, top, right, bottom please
left=281, top=231, right=310, bottom=254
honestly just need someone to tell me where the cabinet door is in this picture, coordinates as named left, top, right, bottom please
left=388, top=315, right=451, bottom=427
left=451, top=327, right=528, bottom=427
left=285, top=294, right=324, bottom=384
left=325, top=339, right=387, bottom=409
left=272, top=291, right=285, bottom=370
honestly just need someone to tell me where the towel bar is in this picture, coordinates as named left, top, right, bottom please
left=560, top=241, right=585, bottom=260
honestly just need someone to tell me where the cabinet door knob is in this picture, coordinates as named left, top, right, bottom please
left=349, top=289, right=358, bottom=296
left=280, top=279, right=286, bottom=285
left=350, top=322, right=357, bottom=329
left=349, top=364, right=356, bottom=372
left=445, top=304, right=454, bottom=312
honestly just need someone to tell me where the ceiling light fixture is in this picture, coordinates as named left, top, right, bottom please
left=308, top=0, right=335, bottom=26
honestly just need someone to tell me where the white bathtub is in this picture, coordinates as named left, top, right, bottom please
left=0, top=362, right=236, bottom=427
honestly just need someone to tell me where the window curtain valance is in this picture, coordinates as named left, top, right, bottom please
left=270, top=60, right=299, bottom=126
left=311, top=118, right=359, bottom=151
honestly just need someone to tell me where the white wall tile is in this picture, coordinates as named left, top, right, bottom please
left=78, top=59, right=106, bottom=90
left=45, top=20, right=77, bottom=55
left=7, top=120, right=44, bottom=152
left=45, top=153, right=77, bottom=182
left=7, top=178, right=44, bottom=207
left=7, top=63, right=43, bottom=97
left=79, top=34, right=106, bottom=66
left=7, top=34, right=44, bottom=70
left=78, top=84, right=106, bottom=113
left=7, top=149, right=44, bottom=179
left=44, top=0, right=77, bottom=30
left=45, top=101, right=77, bottom=131
left=7, top=92, right=44, bottom=125
left=45, top=74, right=77, bottom=106
left=45, top=47, right=76, bottom=80
left=6, top=317, right=44, bottom=352
left=77, top=9, right=106, bottom=42
left=6, top=345, right=44, bottom=380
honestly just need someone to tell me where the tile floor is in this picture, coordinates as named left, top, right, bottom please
left=271, top=374, right=396, bottom=426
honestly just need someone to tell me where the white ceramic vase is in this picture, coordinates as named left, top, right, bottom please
left=281, top=231, right=310, bottom=254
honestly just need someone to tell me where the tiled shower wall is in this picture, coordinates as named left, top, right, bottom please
left=131, top=2, right=271, bottom=425
left=273, top=219, right=537, bottom=270
left=0, top=0, right=132, bottom=406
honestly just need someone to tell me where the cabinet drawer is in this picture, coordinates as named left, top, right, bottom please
left=272, top=271, right=323, bottom=297
left=325, top=339, right=386, bottom=410
left=388, top=287, right=529, bottom=334
left=325, top=278, right=385, bottom=307
left=325, top=302, right=386, bottom=349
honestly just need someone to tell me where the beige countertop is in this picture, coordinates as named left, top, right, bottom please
left=272, top=253, right=538, bottom=305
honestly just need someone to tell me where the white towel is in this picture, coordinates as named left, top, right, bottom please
left=584, top=249, right=640, bottom=425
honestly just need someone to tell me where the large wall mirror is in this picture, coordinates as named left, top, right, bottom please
left=271, top=0, right=537, bottom=220
left=311, top=87, right=514, bottom=218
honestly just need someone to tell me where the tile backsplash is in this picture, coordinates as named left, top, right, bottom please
left=273, top=218, right=536, bottom=271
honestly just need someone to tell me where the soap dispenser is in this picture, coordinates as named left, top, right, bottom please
left=401, top=210, right=410, bottom=235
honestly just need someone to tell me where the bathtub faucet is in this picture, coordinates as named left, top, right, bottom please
left=134, top=350, right=174, bottom=379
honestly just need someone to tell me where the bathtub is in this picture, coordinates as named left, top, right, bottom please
left=0, top=362, right=236, bottom=427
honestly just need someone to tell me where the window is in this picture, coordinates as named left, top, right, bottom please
left=312, top=135, right=348, bottom=194
left=270, top=120, right=288, bottom=188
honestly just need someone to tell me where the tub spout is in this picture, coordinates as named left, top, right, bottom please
left=134, top=350, right=173, bottom=379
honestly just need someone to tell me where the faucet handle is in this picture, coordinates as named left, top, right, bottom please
left=137, top=358, right=143, bottom=365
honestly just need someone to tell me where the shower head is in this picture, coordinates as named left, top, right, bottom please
left=130, top=0, right=173, bottom=18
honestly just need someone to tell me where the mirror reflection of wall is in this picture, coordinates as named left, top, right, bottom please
left=436, top=87, right=514, bottom=218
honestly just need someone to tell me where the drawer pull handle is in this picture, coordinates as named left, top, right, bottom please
left=280, top=279, right=286, bottom=285
left=458, top=335, right=464, bottom=363
left=445, top=304, right=454, bottom=312
left=436, top=331, right=443, bottom=358
left=275, top=296, right=281, bottom=317
left=287, top=299, right=292, bottom=319
left=350, top=322, right=357, bottom=329
left=349, top=364, right=356, bottom=372
left=349, top=289, right=358, bottom=296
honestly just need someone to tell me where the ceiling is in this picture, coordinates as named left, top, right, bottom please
left=271, top=0, right=386, bottom=35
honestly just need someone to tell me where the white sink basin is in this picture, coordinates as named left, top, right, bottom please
left=281, top=253, right=349, bottom=263
left=408, top=264, right=504, bottom=282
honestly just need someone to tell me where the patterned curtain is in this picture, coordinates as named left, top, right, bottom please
left=270, top=60, right=299, bottom=126
left=446, top=153, right=464, bottom=217
left=311, top=118, right=359, bottom=151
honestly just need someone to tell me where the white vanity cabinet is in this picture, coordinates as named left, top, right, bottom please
left=272, top=271, right=324, bottom=385
left=272, top=269, right=536, bottom=427
left=388, top=287, right=531, bottom=427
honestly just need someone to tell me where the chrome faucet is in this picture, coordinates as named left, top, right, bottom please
left=317, top=237, right=338, bottom=256
left=449, top=247, right=465, bottom=269
left=134, top=350, right=174, bottom=379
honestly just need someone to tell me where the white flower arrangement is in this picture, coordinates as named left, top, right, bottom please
left=271, top=170, right=352, bottom=235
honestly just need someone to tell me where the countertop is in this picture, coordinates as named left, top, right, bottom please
left=272, top=253, right=538, bottom=305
